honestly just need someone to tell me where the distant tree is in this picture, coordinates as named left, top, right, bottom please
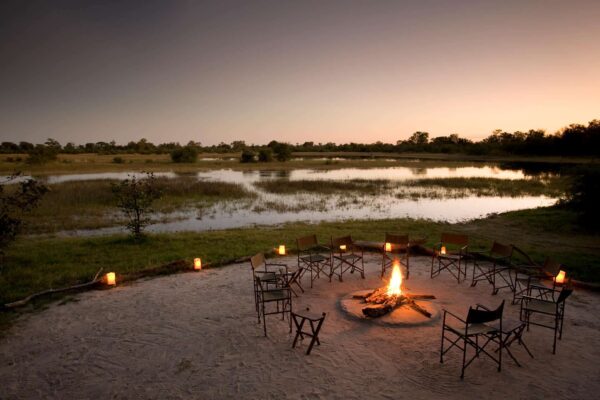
left=258, top=148, right=273, bottom=162
left=273, top=142, right=292, bottom=162
left=25, top=144, right=59, bottom=164
left=0, top=142, right=19, bottom=153
left=18, top=142, right=34, bottom=152
left=230, top=140, right=247, bottom=152
left=170, top=146, right=198, bottom=163
left=565, top=167, right=600, bottom=231
left=240, top=149, right=256, bottom=163
left=44, top=138, right=61, bottom=152
left=407, top=131, right=429, bottom=146
left=112, top=172, right=162, bottom=238
left=0, top=173, right=48, bottom=261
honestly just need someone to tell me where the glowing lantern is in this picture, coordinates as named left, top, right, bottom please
left=278, top=245, right=286, bottom=255
left=385, top=242, right=392, bottom=252
left=339, top=244, right=347, bottom=251
left=440, top=246, right=447, bottom=255
left=555, top=270, right=566, bottom=284
left=106, top=272, right=116, bottom=286
left=194, top=258, right=202, bottom=270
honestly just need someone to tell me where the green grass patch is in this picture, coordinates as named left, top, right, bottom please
left=19, top=177, right=254, bottom=233
left=2, top=205, right=598, bottom=308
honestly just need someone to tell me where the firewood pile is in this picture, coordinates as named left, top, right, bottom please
left=352, top=288, right=435, bottom=318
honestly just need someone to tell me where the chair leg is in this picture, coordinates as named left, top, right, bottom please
left=460, top=337, right=467, bottom=379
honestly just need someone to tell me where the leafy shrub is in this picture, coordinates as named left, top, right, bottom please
left=111, top=172, right=162, bottom=238
left=240, top=149, right=256, bottom=163
left=112, top=156, right=124, bottom=164
left=25, top=145, right=58, bottom=164
left=170, top=146, right=198, bottom=163
left=258, top=148, right=273, bottom=162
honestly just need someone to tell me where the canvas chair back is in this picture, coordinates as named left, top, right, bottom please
left=441, top=233, right=468, bottom=247
left=385, top=233, right=409, bottom=246
left=490, top=241, right=513, bottom=258
left=543, top=258, right=562, bottom=277
left=467, top=300, right=504, bottom=324
left=557, top=287, right=573, bottom=304
left=331, top=235, right=352, bottom=249
left=297, top=234, right=318, bottom=251
left=250, top=253, right=266, bottom=271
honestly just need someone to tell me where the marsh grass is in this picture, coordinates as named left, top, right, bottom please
left=254, top=179, right=393, bottom=195
left=255, top=177, right=567, bottom=198
left=402, top=177, right=568, bottom=197
left=20, top=178, right=254, bottom=233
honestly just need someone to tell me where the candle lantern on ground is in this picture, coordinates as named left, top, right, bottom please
left=340, top=244, right=347, bottom=252
left=555, top=270, right=566, bottom=284
left=106, top=272, right=116, bottom=286
left=440, top=246, right=447, bottom=255
left=278, top=245, right=286, bottom=255
left=194, top=258, right=202, bottom=270
left=385, top=242, right=392, bottom=252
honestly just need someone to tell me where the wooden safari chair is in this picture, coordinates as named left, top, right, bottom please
left=330, top=235, right=365, bottom=282
left=470, top=241, right=515, bottom=295
left=250, top=253, right=286, bottom=314
left=381, top=233, right=410, bottom=279
left=440, top=300, right=505, bottom=379
left=520, top=284, right=573, bottom=354
left=254, top=276, right=292, bottom=337
left=431, top=233, right=469, bottom=283
left=512, top=252, right=566, bottom=305
left=296, top=234, right=331, bottom=288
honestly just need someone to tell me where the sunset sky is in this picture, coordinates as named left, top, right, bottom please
left=1, top=0, right=599, bottom=145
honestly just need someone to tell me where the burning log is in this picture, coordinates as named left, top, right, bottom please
left=357, top=289, right=436, bottom=319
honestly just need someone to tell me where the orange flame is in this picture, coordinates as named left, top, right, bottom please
left=387, top=260, right=403, bottom=297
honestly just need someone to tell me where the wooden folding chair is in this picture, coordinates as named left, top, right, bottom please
left=292, top=310, right=326, bottom=355
left=470, top=241, right=514, bottom=295
left=440, top=300, right=505, bottom=379
left=255, top=276, right=292, bottom=337
left=431, top=233, right=469, bottom=283
left=520, top=285, right=573, bottom=354
left=296, top=234, right=331, bottom=288
left=381, top=233, right=410, bottom=279
left=330, top=235, right=364, bottom=282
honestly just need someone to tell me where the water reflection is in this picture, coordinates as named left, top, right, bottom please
left=5, top=163, right=562, bottom=235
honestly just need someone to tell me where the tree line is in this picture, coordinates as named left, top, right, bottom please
left=1, top=119, right=598, bottom=159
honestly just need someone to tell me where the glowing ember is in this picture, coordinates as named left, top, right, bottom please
left=387, top=261, right=403, bottom=297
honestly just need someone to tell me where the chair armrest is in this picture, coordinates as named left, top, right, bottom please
left=521, top=295, right=555, bottom=304
left=475, top=303, right=491, bottom=311
left=443, top=309, right=466, bottom=324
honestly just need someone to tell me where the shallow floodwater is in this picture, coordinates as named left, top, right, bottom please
left=35, top=163, right=561, bottom=236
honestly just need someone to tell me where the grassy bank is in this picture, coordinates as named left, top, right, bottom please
left=19, top=177, right=254, bottom=234
left=1, top=152, right=596, bottom=175
left=1, top=206, right=598, bottom=310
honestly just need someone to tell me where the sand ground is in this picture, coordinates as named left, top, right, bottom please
left=1, top=254, right=599, bottom=399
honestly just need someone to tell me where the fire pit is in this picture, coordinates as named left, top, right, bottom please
left=339, top=261, right=440, bottom=326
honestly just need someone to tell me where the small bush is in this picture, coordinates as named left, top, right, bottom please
left=273, top=143, right=292, bottom=162
left=25, top=145, right=58, bottom=164
left=258, top=148, right=273, bottom=162
left=112, top=156, right=124, bottom=164
left=240, top=149, right=256, bottom=163
left=170, top=146, right=198, bottom=163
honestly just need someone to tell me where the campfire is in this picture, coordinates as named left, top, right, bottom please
left=353, top=261, right=435, bottom=318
